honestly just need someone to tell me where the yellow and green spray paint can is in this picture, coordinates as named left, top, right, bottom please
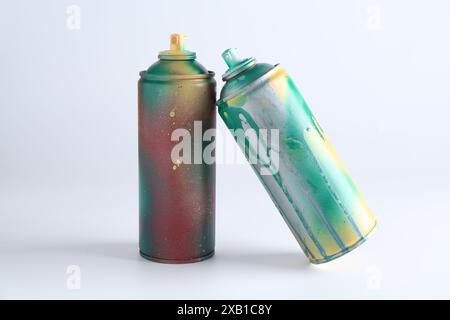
left=217, top=49, right=377, bottom=264
left=138, top=34, right=216, bottom=263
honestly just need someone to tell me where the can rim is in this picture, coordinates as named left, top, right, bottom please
left=222, top=57, right=256, bottom=81
left=158, top=52, right=197, bottom=61
left=140, top=70, right=215, bottom=81
left=217, top=64, right=279, bottom=105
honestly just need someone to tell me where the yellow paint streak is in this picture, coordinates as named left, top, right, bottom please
left=304, top=127, right=376, bottom=242
left=269, top=68, right=288, bottom=103
left=227, top=94, right=246, bottom=107
left=351, top=201, right=377, bottom=236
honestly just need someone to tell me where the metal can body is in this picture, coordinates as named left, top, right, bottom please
left=139, top=35, right=216, bottom=263
left=218, top=51, right=376, bottom=264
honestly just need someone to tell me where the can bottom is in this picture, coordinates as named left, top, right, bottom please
left=139, top=250, right=215, bottom=264
left=309, top=221, right=377, bottom=265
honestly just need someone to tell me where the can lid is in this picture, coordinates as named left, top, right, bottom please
left=140, top=34, right=214, bottom=81
left=158, top=34, right=196, bottom=61
left=218, top=48, right=275, bottom=101
left=221, top=48, right=256, bottom=80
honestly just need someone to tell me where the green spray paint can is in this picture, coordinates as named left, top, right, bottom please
left=217, top=48, right=377, bottom=264
left=138, top=34, right=216, bottom=263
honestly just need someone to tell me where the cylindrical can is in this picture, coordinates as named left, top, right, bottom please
left=217, top=48, right=376, bottom=264
left=138, top=34, right=216, bottom=263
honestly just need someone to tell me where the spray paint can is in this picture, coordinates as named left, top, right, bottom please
left=217, top=48, right=376, bottom=264
left=138, top=34, right=216, bottom=263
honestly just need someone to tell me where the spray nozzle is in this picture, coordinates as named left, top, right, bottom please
left=159, top=33, right=196, bottom=60
left=221, top=48, right=256, bottom=81
left=170, top=33, right=186, bottom=51
left=222, top=48, right=245, bottom=68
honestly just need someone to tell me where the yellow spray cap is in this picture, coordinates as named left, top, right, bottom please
left=159, top=33, right=196, bottom=60
left=170, top=34, right=186, bottom=51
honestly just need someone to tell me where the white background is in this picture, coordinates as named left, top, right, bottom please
left=1, top=0, right=449, bottom=299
